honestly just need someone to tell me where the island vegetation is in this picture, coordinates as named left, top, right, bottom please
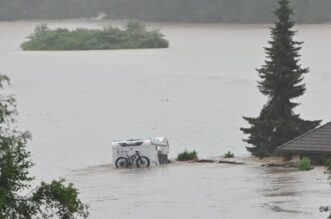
left=21, top=22, right=169, bottom=51
left=241, top=0, right=321, bottom=158
left=1, top=0, right=331, bottom=23
left=0, top=74, right=88, bottom=218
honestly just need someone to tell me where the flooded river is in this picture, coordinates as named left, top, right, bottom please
left=0, top=20, right=331, bottom=218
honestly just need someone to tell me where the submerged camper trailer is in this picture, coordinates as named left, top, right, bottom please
left=112, top=137, right=169, bottom=167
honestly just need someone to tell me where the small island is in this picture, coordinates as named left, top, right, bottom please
left=21, top=22, right=169, bottom=51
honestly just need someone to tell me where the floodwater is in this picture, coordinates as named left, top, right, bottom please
left=1, top=20, right=331, bottom=218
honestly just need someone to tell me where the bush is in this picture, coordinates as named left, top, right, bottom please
left=325, top=159, right=331, bottom=180
left=224, top=151, right=235, bottom=158
left=298, top=157, right=312, bottom=171
left=177, top=149, right=198, bottom=161
left=0, top=74, right=89, bottom=218
left=21, top=21, right=169, bottom=51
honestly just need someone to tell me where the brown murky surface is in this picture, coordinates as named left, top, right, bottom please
left=0, top=21, right=331, bottom=218
left=68, top=163, right=330, bottom=219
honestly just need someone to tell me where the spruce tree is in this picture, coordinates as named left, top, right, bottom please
left=241, top=0, right=321, bottom=157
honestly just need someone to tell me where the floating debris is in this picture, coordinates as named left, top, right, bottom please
left=218, top=160, right=245, bottom=165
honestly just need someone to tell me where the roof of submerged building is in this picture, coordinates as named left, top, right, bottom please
left=277, top=122, right=331, bottom=154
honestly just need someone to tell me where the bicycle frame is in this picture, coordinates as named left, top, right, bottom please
left=125, top=151, right=140, bottom=166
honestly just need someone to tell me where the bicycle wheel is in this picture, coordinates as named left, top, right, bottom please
left=136, top=156, right=150, bottom=168
left=115, top=157, right=128, bottom=168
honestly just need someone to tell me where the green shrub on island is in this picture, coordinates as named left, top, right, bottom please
left=21, top=22, right=169, bottom=51
left=224, top=151, right=235, bottom=158
left=298, top=157, right=312, bottom=171
left=177, top=149, right=198, bottom=161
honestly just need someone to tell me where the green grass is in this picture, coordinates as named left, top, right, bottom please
left=177, top=149, right=198, bottom=161
left=298, top=157, right=312, bottom=171
left=224, top=151, right=235, bottom=158
left=21, top=22, right=169, bottom=51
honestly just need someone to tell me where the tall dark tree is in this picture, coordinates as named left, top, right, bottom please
left=0, top=75, right=89, bottom=218
left=241, top=0, right=321, bottom=157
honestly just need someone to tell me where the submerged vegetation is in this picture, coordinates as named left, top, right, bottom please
left=224, top=151, right=235, bottom=158
left=298, top=157, right=312, bottom=171
left=0, top=74, right=88, bottom=218
left=21, top=22, right=169, bottom=51
left=177, top=150, right=198, bottom=161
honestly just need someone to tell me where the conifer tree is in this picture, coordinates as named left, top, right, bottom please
left=241, top=0, right=321, bottom=157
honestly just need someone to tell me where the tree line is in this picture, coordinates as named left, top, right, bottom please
left=0, top=0, right=331, bottom=23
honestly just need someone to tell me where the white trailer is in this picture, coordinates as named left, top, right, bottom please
left=112, top=137, right=169, bottom=167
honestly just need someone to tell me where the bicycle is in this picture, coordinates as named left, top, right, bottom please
left=115, top=151, right=150, bottom=168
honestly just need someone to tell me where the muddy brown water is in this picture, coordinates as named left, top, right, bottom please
left=0, top=20, right=331, bottom=218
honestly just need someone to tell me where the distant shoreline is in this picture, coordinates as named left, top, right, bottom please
left=2, top=19, right=331, bottom=29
